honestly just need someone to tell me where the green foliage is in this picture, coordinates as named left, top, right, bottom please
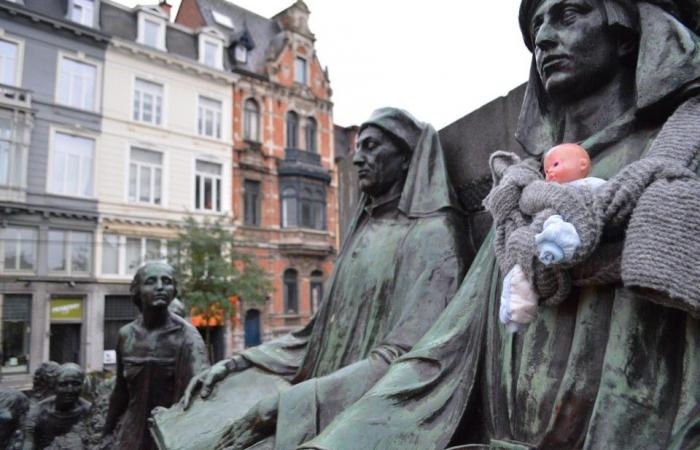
left=169, top=216, right=273, bottom=326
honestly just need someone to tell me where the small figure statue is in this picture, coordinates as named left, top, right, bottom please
left=168, top=297, right=186, bottom=318
left=104, top=262, right=209, bottom=450
left=29, top=362, right=61, bottom=405
left=0, top=388, right=30, bottom=450
left=22, top=363, right=91, bottom=450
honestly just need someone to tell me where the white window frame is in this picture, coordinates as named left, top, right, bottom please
left=132, top=77, right=164, bottom=126
left=99, top=234, right=167, bottom=278
left=128, top=147, right=163, bottom=206
left=47, top=229, right=93, bottom=276
left=137, top=12, right=166, bottom=50
left=194, top=159, right=223, bottom=213
left=234, top=46, right=247, bottom=64
left=0, top=32, right=24, bottom=87
left=1, top=225, right=36, bottom=273
left=197, top=95, right=223, bottom=140
left=55, top=52, right=101, bottom=112
left=47, top=127, right=96, bottom=198
left=69, top=0, right=95, bottom=28
left=0, top=111, right=28, bottom=188
left=198, top=35, right=223, bottom=69
left=295, top=56, right=308, bottom=85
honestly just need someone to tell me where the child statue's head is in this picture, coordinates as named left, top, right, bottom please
left=543, top=143, right=591, bottom=183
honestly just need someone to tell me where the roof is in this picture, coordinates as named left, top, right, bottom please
left=195, top=0, right=283, bottom=75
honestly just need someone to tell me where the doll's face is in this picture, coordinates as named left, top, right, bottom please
left=543, top=143, right=590, bottom=183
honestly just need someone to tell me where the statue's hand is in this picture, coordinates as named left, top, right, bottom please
left=217, top=395, right=278, bottom=450
left=182, top=356, right=250, bottom=410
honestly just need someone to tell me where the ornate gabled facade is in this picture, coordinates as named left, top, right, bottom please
left=175, top=0, right=337, bottom=348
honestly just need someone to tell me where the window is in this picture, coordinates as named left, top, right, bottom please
left=235, top=46, right=247, bottom=64
left=310, top=270, right=323, bottom=314
left=212, top=10, right=234, bottom=28
left=281, top=184, right=326, bottom=230
left=0, top=39, right=19, bottom=86
left=50, top=132, right=94, bottom=197
left=133, top=78, right=163, bottom=125
left=286, top=111, right=298, bottom=148
left=283, top=269, right=298, bottom=314
left=200, top=39, right=222, bottom=69
left=2, top=295, right=31, bottom=374
left=198, top=96, right=222, bottom=139
left=305, top=117, right=317, bottom=153
left=2, top=226, right=36, bottom=272
left=0, top=115, right=27, bottom=188
left=126, top=236, right=166, bottom=273
left=143, top=18, right=163, bottom=49
left=244, top=180, right=261, bottom=226
left=195, top=160, right=222, bottom=212
left=244, top=99, right=260, bottom=142
left=102, top=234, right=167, bottom=276
left=295, top=57, right=307, bottom=84
left=129, top=148, right=162, bottom=205
left=281, top=187, right=298, bottom=228
left=70, top=0, right=94, bottom=27
left=104, top=296, right=139, bottom=353
left=57, top=57, right=97, bottom=110
left=48, top=230, right=92, bottom=275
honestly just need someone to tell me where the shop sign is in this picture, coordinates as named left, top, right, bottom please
left=50, top=298, right=83, bottom=322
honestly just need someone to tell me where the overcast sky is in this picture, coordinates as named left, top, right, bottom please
left=114, top=0, right=532, bottom=128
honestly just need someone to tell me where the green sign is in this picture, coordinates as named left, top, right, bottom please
left=50, top=298, right=83, bottom=322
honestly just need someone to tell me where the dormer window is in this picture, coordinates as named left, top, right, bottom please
left=234, top=45, right=247, bottom=64
left=212, top=11, right=234, bottom=29
left=198, top=30, right=224, bottom=69
left=70, top=0, right=95, bottom=27
left=137, top=11, right=166, bottom=50
left=295, top=56, right=307, bottom=85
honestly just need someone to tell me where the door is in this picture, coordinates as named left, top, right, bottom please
left=244, top=309, right=261, bottom=348
left=50, top=324, right=81, bottom=364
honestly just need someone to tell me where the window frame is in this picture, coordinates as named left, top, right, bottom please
left=1, top=225, right=37, bottom=273
left=194, top=159, right=223, bottom=212
left=55, top=52, right=101, bottom=112
left=280, top=181, right=326, bottom=230
left=197, top=95, right=223, bottom=140
left=69, top=0, right=95, bottom=28
left=305, top=116, right=317, bottom=153
left=1, top=294, right=32, bottom=374
left=132, top=77, right=165, bottom=126
left=47, top=128, right=96, bottom=199
left=0, top=33, right=24, bottom=87
left=243, top=98, right=260, bottom=142
left=198, top=34, right=224, bottom=69
left=286, top=111, right=298, bottom=149
left=100, top=233, right=168, bottom=277
left=128, top=146, right=164, bottom=206
left=0, top=109, right=29, bottom=188
left=283, top=268, right=299, bottom=315
left=47, top=229, right=93, bottom=276
left=294, top=56, right=308, bottom=85
left=137, top=12, right=167, bottom=50
left=234, top=45, right=248, bottom=64
left=243, top=179, right=262, bottom=226
left=310, top=270, right=324, bottom=314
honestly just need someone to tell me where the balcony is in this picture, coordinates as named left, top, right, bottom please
left=278, top=148, right=330, bottom=182
left=0, top=84, right=32, bottom=110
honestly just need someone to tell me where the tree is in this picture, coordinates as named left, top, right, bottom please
left=169, top=216, right=273, bottom=362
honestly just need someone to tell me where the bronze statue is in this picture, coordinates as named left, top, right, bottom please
left=300, top=1, right=700, bottom=449
left=0, top=388, right=29, bottom=450
left=152, top=108, right=473, bottom=450
left=104, top=262, right=209, bottom=450
left=29, top=362, right=60, bottom=405
left=22, top=363, right=91, bottom=450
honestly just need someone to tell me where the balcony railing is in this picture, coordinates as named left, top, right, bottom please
left=284, top=147, right=321, bottom=166
left=0, top=84, right=31, bottom=110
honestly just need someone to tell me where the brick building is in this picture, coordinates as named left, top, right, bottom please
left=174, top=0, right=337, bottom=349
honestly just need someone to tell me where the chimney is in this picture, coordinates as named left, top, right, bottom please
left=159, top=1, right=172, bottom=19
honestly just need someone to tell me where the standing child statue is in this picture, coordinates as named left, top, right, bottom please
left=103, top=262, right=209, bottom=450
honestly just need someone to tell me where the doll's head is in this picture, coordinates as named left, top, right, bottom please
left=543, top=143, right=591, bottom=183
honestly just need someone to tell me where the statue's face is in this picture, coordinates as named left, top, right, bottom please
left=55, top=370, right=82, bottom=409
left=353, top=126, right=409, bottom=198
left=531, top=0, right=620, bottom=100
left=139, top=264, right=176, bottom=311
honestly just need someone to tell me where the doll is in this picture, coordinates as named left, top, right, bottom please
left=500, top=143, right=605, bottom=332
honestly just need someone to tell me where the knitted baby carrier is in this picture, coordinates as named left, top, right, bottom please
left=484, top=96, right=700, bottom=315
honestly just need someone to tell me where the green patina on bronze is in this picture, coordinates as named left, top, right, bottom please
left=301, top=1, right=700, bottom=449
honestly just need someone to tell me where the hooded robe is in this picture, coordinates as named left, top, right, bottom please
left=161, top=109, right=473, bottom=450
left=300, top=3, right=700, bottom=450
